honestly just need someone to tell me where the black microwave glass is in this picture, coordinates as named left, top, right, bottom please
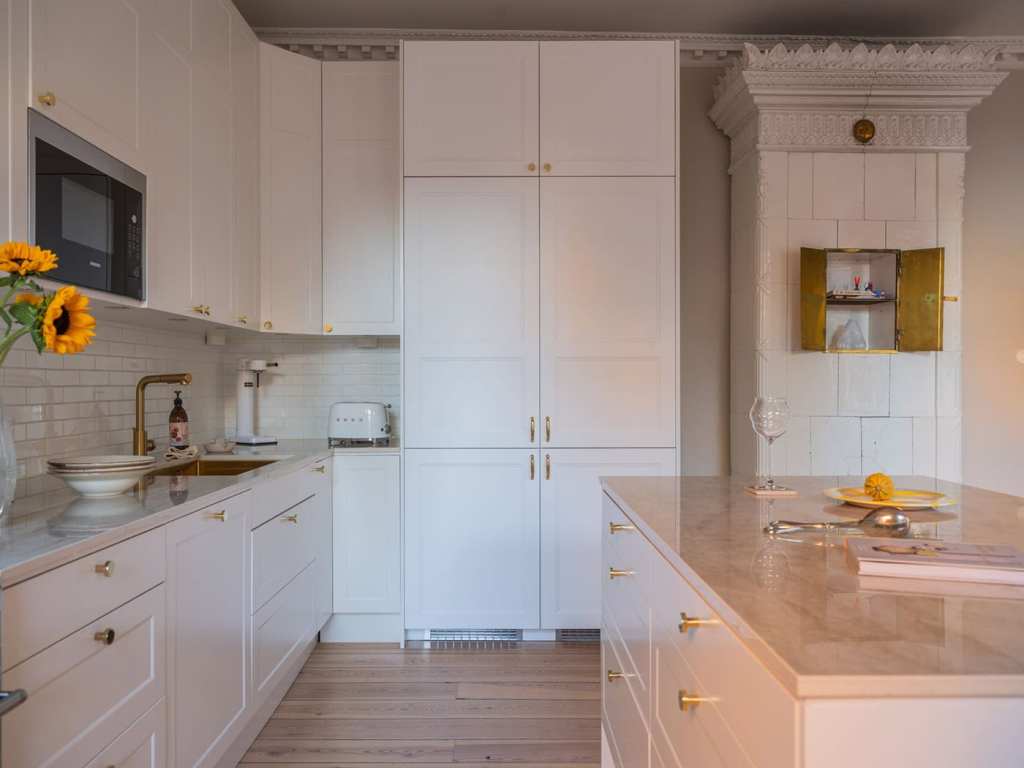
left=29, top=110, right=145, bottom=300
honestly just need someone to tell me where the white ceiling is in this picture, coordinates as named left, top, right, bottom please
left=234, top=0, right=1024, bottom=37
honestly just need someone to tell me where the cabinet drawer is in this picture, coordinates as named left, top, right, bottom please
left=252, top=496, right=316, bottom=612
left=653, top=643, right=748, bottom=768
left=650, top=550, right=797, bottom=768
left=253, top=563, right=314, bottom=700
left=604, top=609, right=648, bottom=726
left=2, top=585, right=165, bottom=768
left=85, top=698, right=165, bottom=768
left=602, top=634, right=648, bottom=768
left=250, top=459, right=328, bottom=529
left=3, top=526, right=165, bottom=671
left=603, top=496, right=650, bottom=691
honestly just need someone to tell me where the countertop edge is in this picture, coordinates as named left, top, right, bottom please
left=601, top=480, right=1024, bottom=700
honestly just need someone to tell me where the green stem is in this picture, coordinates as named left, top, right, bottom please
left=0, top=326, right=32, bottom=368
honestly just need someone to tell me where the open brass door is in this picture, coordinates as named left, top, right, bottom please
left=896, top=247, right=945, bottom=352
left=800, top=248, right=827, bottom=351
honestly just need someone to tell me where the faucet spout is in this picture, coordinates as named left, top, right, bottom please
left=133, top=373, right=193, bottom=455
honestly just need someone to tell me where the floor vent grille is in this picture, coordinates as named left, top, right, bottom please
left=557, top=628, right=601, bottom=643
left=423, top=629, right=523, bottom=648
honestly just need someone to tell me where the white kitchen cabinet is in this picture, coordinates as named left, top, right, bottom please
left=539, top=41, right=676, bottom=176
left=540, top=178, right=676, bottom=448
left=29, top=0, right=141, bottom=166
left=333, top=453, right=401, bottom=615
left=259, top=42, right=323, bottom=334
left=323, top=61, right=400, bottom=336
left=404, top=449, right=541, bottom=629
left=85, top=699, right=166, bottom=768
left=166, top=492, right=250, bottom=768
left=403, top=41, right=539, bottom=177
left=540, top=449, right=676, bottom=629
left=230, top=7, right=260, bottom=329
left=310, top=458, right=334, bottom=631
left=404, top=178, right=540, bottom=448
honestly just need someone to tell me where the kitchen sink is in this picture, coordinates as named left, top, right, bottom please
left=147, top=458, right=279, bottom=477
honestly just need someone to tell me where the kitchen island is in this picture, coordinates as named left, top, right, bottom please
left=601, top=475, right=1024, bottom=768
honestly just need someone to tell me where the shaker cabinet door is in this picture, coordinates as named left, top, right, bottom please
left=404, top=178, right=540, bottom=448
left=403, top=41, right=539, bottom=177
left=540, top=178, right=676, bottom=448
left=539, top=41, right=676, bottom=177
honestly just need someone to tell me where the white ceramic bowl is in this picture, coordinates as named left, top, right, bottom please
left=50, top=467, right=151, bottom=498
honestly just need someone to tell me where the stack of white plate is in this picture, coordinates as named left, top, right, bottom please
left=48, top=455, right=157, bottom=498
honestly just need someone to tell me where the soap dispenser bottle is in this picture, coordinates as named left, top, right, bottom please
left=169, top=390, right=190, bottom=448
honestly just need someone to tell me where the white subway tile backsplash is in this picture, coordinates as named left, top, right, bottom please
left=865, top=154, right=916, bottom=221
left=890, top=353, right=936, bottom=418
left=813, top=153, right=864, bottom=220
left=838, top=355, right=890, bottom=416
left=810, top=417, right=862, bottom=475
left=861, top=417, right=913, bottom=475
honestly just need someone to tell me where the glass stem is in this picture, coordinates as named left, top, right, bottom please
left=766, top=436, right=775, bottom=489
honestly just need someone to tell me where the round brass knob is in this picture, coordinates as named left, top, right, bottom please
left=38, top=91, right=56, bottom=107
left=94, top=560, right=115, bottom=577
left=94, top=628, right=116, bottom=645
left=543, top=162, right=552, bottom=173
left=528, top=162, right=537, bottom=172
left=324, top=324, right=333, bottom=333
left=263, top=320, right=273, bottom=331
left=238, top=315, right=248, bottom=325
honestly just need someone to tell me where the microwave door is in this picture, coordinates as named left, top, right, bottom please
left=35, top=170, right=113, bottom=293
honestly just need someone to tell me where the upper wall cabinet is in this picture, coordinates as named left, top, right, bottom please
left=539, top=41, right=676, bottom=176
left=259, top=43, right=323, bottom=335
left=30, top=0, right=142, bottom=167
left=323, top=61, right=400, bottom=336
left=231, top=12, right=260, bottom=330
left=403, top=41, right=540, bottom=177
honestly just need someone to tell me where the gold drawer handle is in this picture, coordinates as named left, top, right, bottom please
left=530, top=416, right=536, bottom=442
left=312, top=465, right=326, bottom=474
left=678, top=689, right=714, bottom=712
left=282, top=513, right=299, bottom=524
left=609, top=568, right=635, bottom=580
left=607, top=670, right=627, bottom=682
left=237, top=315, right=248, bottom=325
left=609, top=522, right=635, bottom=534
left=679, top=612, right=720, bottom=633
left=94, top=628, right=116, bottom=645
left=943, top=295, right=959, bottom=302
left=38, top=91, right=56, bottom=107
left=530, top=454, right=535, bottom=480
left=545, top=453, right=551, bottom=480
left=544, top=416, right=551, bottom=442
left=208, top=510, right=226, bottom=522
left=94, top=560, right=115, bottom=577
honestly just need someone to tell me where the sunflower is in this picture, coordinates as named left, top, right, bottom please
left=0, top=242, right=57, bottom=275
left=14, top=293, right=43, bottom=307
left=41, top=286, right=95, bottom=354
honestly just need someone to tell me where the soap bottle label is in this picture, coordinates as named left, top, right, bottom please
left=170, top=421, right=189, bottom=448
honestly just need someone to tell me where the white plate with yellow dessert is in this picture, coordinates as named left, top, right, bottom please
left=824, top=486, right=956, bottom=510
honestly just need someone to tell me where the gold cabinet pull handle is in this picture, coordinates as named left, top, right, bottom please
left=544, top=416, right=551, bottom=442
left=609, top=567, right=635, bottom=580
left=607, top=670, right=627, bottom=682
left=678, top=690, right=714, bottom=712
left=943, top=295, right=959, bottom=302
left=324, top=324, right=333, bottom=333
left=609, top=522, right=635, bottom=534
left=209, top=510, right=226, bottom=522
left=544, top=454, right=551, bottom=480
left=192, top=305, right=206, bottom=315
left=94, top=628, right=116, bottom=645
left=263, top=320, right=273, bottom=330
left=528, top=162, right=537, bottom=172
left=94, top=560, right=115, bottom=577
left=312, top=465, right=326, bottom=474
left=282, top=513, right=299, bottom=524
left=529, top=454, right=535, bottom=480
left=529, top=416, right=536, bottom=443
left=38, top=91, right=56, bottom=107
left=237, top=315, right=248, bottom=325
left=543, top=162, right=552, bottom=173
left=679, top=612, right=719, bottom=633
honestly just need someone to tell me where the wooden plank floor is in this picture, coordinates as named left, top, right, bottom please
left=239, top=642, right=601, bottom=767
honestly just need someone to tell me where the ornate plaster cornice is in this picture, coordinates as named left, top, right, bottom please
left=709, top=42, right=1008, bottom=160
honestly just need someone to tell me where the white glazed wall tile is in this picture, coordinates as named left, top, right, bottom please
left=787, top=219, right=838, bottom=286
left=937, top=219, right=963, bottom=295
left=761, top=284, right=788, bottom=351
left=765, top=217, right=789, bottom=285
left=890, top=352, right=936, bottom=418
left=732, top=347, right=756, bottom=421
left=861, top=417, right=913, bottom=475
left=937, top=153, right=966, bottom=221
left=787, top=353, right=838, bottom=416
left=913, top=417, right=938, bottom=477
left=731, top=411, right=756, bottom=478
left=837, top=220, right=886, bottom=250
left=760, top=350, right=788, bottom=400
left=936, top=416, right=963, bottom=482
left=943, top=299, right=962, bottom=351
left=865, top=154, right=916, bottom=221
left=915, top=154, right=938, bottom=221
left=787, top=283, right=803, bottom=354
left=837, top=355, right=891, bottom=417
left=809, top=416, right=862, bottom=475
left=781, top=414, right=811, bottom=475
left=885, top=220, right=937, bottom=249
left=937, top=351, right=962, bottom=417
left=787, top=153, right=813, bottom=219
left=812, top=153, right=864, bottom=220
left=761, top=151, right=789, bottom=220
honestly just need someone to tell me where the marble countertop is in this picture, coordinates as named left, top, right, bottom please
left=0, top=439, right=342, bottom=587
left=602, top=475, right=1024, bottom=698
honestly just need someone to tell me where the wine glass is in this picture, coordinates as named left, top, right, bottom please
left=749, top=396, right=790, bottom=491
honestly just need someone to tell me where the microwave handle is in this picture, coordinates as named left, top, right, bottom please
left=0, top=689, right=26, bottom=718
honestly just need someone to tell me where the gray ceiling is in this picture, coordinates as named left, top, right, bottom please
left=233, top=0, right=1024, bottom=38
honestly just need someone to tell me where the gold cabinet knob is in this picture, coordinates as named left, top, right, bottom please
left=312, top=465, right=326, bottom=474
left=678, top=612, right=719, bottom=633
left=237, top=315, right=248, bottom=325
left=282, top=513, right=299, bottom=524
left=607, top=670, right=627, bottom=682
left=324, top=324, right=333, bottom=333
left=609, top=522, right=636, bottom=534
left=543, top=162, right=552, bottom=173
left=528, top=162, right=537, bottom=172
left=94, top=560, right=115, bottom=577
left=678, top=690, right=714, bottom=712
left=263, top=320, right=273, bottom=331
left=609, top=567, right=635, bottom=580
left=38, top=91, right=56, bottom=107
left=94, top=628, right=116, bottom=645
left=208, top=510, right=226, bottom=522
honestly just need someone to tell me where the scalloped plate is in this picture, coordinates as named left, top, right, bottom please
left=825, top=487, right=956, bottom=510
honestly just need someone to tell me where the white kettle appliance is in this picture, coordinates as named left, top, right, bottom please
left=328, top=402, right=392, bottom=447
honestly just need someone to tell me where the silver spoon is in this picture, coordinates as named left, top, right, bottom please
left=765, top=508, right=911, bottom=536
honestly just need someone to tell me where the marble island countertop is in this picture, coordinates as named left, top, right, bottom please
left=0, top=440, right=341, bottom=587
left=602, top=475, right=1024, bottom=698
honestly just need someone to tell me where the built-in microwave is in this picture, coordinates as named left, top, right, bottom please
left=28, top=109, right=145, bottom=301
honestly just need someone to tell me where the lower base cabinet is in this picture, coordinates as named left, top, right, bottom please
left=166, top=492, right=250, bottom=768
left=253, top=564, right=315, bottom=699
left=86, top=699, right=166, bottom=768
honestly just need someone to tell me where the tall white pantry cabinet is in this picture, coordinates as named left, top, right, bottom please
left=402, top=40, right=680, bottom=632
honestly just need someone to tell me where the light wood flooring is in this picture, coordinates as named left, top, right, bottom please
left=239, top=641, right=602, bottom=767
